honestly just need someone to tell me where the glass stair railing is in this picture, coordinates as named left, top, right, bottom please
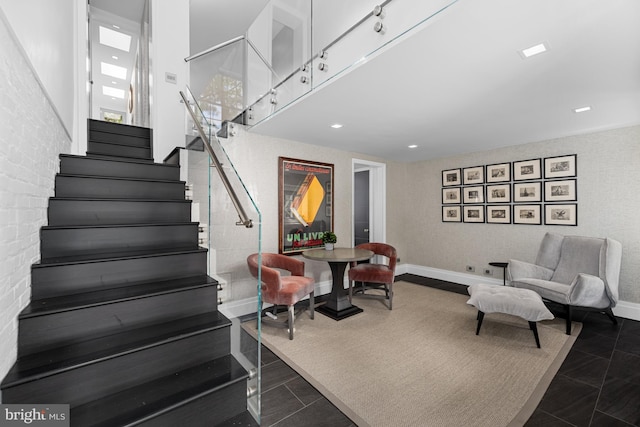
left=180, top=86, right=263, bottom=423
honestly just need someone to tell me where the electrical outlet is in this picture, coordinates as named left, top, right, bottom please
left=466, top=265, right=475, bottom=272
left=484, top=269, right=492, bottom=275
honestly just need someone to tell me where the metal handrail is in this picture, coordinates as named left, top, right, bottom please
left=179, top=91, right=253, bottom=228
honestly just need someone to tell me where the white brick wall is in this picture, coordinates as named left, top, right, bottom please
left=0, top=16, right=71, bottom=386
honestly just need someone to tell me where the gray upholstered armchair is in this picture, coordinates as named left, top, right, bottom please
left=508, top=232, right=622, bottom=335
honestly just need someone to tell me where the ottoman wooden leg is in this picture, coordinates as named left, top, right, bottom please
left=476, top=311, right=485, bottom=335
left=529, top=321, right=541, bottom=348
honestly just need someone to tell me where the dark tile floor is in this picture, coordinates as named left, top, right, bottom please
left=255, top=274, right=640, bottom=426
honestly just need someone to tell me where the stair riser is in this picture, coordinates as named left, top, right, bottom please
left=138, top=381, right=247, bottom=427
left=89, top=141, right=152, bottom=160
left=18, top=285, right=219, bottom=358
left=60, top=156, right=179, bottom=181
left=40, top=224, right=199, bottom=259
left=48, top=199, right=192, bottom=226
left=89, top=129, right=151, bottom=148
left=3, top=328, right=231, bottom=407
left=55, top=176, right=185, bottom=200
left=89, top=119, right=151, bottom=139
left=32, top=251, right=207, bottom=299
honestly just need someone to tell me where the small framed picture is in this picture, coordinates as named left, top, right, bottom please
left=442, top=206, right=462, bottom=222
left=463, top=206, right=485, bottom=223
left=463, top=186, right=484, bottom=204
left=442, top=187, right=461, bottom=204
left=513, top=158, right=541, bottom=181
left=545, top=204, right=577, bottom=226
left=513, top=204, right=541, bottom=225
left=514, top=182, right=542, bottom=203
left=544, top=154, right=576, bottom=179
left=544, top=179, right=577, bottom=202
left=463, top=166, right=484, bottom=185
left=442, top=169, right=461, bottom=186
left=486, top=184, right=511, bottom=203
left=486, top=205, right=511, bottom=224
left=486, top=163, right=511, bottom=183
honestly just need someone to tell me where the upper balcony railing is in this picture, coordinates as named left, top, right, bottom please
left=185, top=0, right=460, bottom=130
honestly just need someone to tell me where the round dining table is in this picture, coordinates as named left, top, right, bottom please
left=302, top=247, right=373, bottom=320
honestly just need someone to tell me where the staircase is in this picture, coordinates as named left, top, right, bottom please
left=1, top=120, right=257, bottom=426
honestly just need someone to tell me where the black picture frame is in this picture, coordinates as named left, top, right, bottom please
left=514, top=182, right=542, bottom=203
left=463, top=166, right=484, bottom=185
left=486, top=205, right=511, bottom=224
left=486, top=162, right=511, bottom=183
left=544, top=179, right=577, bottom=202
left=442, top=206, right=462, bottom=222
left=513, top=158, right=542, bottom=181
left=544, top=154, right=577, bottom=179
left=486, top=184, right=511, bottom=203
left=463, top=206, right=485, bottom=223
left=442, top=168, right=461, bottom=186
left=463, top=186, right=484, bottom=204
left=545, top=204, right=578, bottom=226
left=513, top=204, right=542, bottom=225
left=442, top=187, right=461, bottom=204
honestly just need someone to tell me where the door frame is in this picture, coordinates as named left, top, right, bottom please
left=352, top=159, right=386, bottom=246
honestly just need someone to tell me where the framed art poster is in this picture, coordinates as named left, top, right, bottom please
left=463, top=166, right=484, bottom=185
left=486, top=205, right=511, bottom=224
left=442, top=187, right=461, bottom=204
left=443, top=206, right=462, bottom=222
left=513, top=158, right=541, bottom=181
left=463, top=186, right=484, bottom=204
left=514, top=182, right=542, bottom=203
left=513, top=205, right=542, bottom=225
left=544, top=179, right=577, bottom=202
left=544, top=155, right=576, bottom=179
left=486, top=162, right=511, bottom=183
left=463, top=206, right=484, bottom=223
left=486, top=184, right=511, bottom=203
left=442, top=169, right=461, bottom=186
left=279, top=157, right=334, bottom=254
left=545, top=204, right=577, bottom=226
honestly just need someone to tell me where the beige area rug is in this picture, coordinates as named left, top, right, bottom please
left=244, top=281, right=581, bottom=427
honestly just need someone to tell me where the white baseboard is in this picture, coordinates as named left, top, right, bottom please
left=219, top=264, right=640, bottom=322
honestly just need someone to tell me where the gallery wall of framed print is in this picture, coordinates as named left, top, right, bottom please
left=278, top=157, right=334, bottom=254
left=442, top=187, right=461, bottom=204
left=487, top=205, right=511, bottom=224
left=513, top=205, right=542, bottom=225
left=443, top=206, right=462, bottom=222
left=442, top=168, right=461, bottom=186
left=514, top=182, right=542, bottom=203
left=463, top=186, right=484, bottom=204
left=486, top=162, right=511, bottom=183
left=463, top=206, right=485, bottom=223
left=544, top=154, right=576, bottom=179
left=545, top=204, right=577, bottom=226
left=486, top=184, right=511, bottom=203
left=513, top=158, right=541, bottom=181
left=545, top=179, right=577, bottom=202
left=463, top=166, right=484, bottom=185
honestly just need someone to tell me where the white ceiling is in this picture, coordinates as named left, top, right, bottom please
left=250, top=0, right=640, bottom=162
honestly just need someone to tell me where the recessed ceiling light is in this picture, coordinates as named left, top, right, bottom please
left=112, top=81, right=117, bottom=85
left=520, top=43, right=547, bottom=58
left=112, top=25, right=120, bottom=29
left=99, top=26, right=131, bottom=52
left=408, top=145, right=418, bottom=149
left=101, top=62, right=127, bottom=79
left=573, top=106, right=591, bottom=113
left=330, top=124, right=343, bottom=129
left=112, top=55, right=118, bottom=60
left=103, top=86, right=125, bottom=99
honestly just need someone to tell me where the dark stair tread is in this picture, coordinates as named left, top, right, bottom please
left=49, top=196, right=192, bottom=203
left=1, top=312, right=230, bottom=388
left=56, top=173, right=184, bottom=185
left=21, top=275, right=217, bottom=317
left=60, top=153, right=176, bottom=169
left=71, top=355, right=249, bottom=427
left=88, top=119, right=151, bottom=136
left=33, top=246, right=206, bottom=266
left=41, top=222, right=199, bottom=231
left=85, top=152, right=154, bottom=162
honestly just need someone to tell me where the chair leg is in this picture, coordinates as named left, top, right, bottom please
left=309, top=291, right=315, bottom=320
left=476, top=311, right=485, bottom=335
left=529, top=321, right=541, bottom=348
left=604, top=307, right=618, bottom=325
left=388, top=282, right=393, bottom=310
left=564, top=304, right=572, bottom=335
left=288, top=305, right=295, bottom=340
left=348, top=281, right=353, bottom=303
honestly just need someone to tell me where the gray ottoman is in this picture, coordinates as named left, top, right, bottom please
left=466, top=283, right=554, bottom=348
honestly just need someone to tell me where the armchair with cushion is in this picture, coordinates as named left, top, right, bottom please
left=247, top=253, right=315, bottom=340
left=508, top=232, right=622, bottom=335
left=348, top=243, right=397, bottom=310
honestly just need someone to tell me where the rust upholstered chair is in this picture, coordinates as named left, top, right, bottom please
left=348, top=243, right=397, bottom=310
left=247, top=253, right=315, bottom=340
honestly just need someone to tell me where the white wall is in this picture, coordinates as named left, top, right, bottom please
left=0, top=14, right=72, bottom=388
left=0, top=0, right=75, bottom=137
left=150, top=0, right=189, bottom=161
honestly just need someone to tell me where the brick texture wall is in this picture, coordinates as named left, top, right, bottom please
left=0, top=16, right=71, bottom=386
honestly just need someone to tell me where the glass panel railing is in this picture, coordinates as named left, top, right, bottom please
left=182, top=86, right=263, bottom=422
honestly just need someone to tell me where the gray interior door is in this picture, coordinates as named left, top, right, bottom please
left=354, top=170, right=370, bottom=246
